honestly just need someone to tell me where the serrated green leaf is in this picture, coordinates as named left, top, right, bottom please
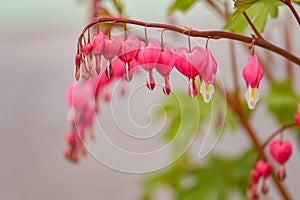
left=168, top=0, right=196, bottom=14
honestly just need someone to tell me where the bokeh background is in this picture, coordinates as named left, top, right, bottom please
left=1, top=0, right=299, bottom=199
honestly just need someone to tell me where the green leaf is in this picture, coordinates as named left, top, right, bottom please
left=234, top=0, right=260, bottom=12
left=168, top=0, right=197, bottom=14
left=225, top=0, right=282, bottom=33
left=140, top=149, right=256, bottom=200
left=264, top=80, right=299, bottom=125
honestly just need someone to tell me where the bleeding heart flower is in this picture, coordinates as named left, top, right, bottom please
left=251, top=169, right=261, bottom=184
left=200, top=49, right=218, bottom=103
left=82, top=42, right=94, bottom=73
left=75, top=54, right=82, bottom=80
left=93, top=31, right=107, bottom=74
left=119, top=35, right=141, bottom=81
left=256, top=160, right=272, bottom=194
left=66, top=82, right=93, bottom=109
left=119, top=35, right=140, bottom=81
left=137, top=40, right=161, bottom=90
left=242, top=54, right=264, bottom=110
left=294, top=102, right=300, bottom=127
left=102, top=36, right=122, bottom=79
left=102, top=36, right=122, bottom=60
left=269, top=139, right=292, bottom=165
left=175, top=46, right=208, bottom=97
left=256, top=160, right=272, bottom=178
left=155, top=45, right=175, bottom=95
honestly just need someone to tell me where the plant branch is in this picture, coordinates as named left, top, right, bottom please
left=77, top=17, right=300, bottom=66
left=217, top=88, right=292, bottom=200
left=242, top=11, right=264, bottom=40
left=262, top=122, right=297, bottom=149
left=281, top=0, right=300, bottom=26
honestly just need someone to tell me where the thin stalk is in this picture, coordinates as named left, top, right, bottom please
left=242, top=12, right=264, bottom=40
left=281, top=0, right=300, bottom=26
left=77, top=17, right=300, bottom=65
left=262, top=122, right=297, bottom=149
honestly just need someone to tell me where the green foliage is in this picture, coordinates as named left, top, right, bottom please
left=154, top=87, right=238, bottom=145
left=168, top=0, right=197, bottom=14
left=264, top=80, right=299, bottom=125
left=224, top=0, right=282, bottom=33
left=140, top=149, right=255, bottom=200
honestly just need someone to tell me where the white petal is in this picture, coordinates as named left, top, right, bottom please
left=245, top=86, right=260, bottom=110
left=200, top=82, right=214, bottom=103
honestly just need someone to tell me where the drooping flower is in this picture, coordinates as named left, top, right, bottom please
left=82, top=42, right=94, bottom=74
left=137, top=40, right=161, bottom=90
left=65, top=69, right=102, bottom=162
left=294, top=102, right=300, bottom=127
left=119, top=35, right=141, bottom=82
left=155, top=45, right=175, bottom=95
left=255, top=160, right=272, bottom=194
left=248, top=169, right=261, bottom=200
left=102, top=35, right=122, bottom=79
left=175, top=46, right=208, bottom=97
left=242, top=54, right=264, bottom=110
left=93, top=31, right=107, bottom=74
left=200, top=49, right=218, bottom=103
left=269, top=139, right=292, bottom=180
left=66, top=82, right=93, bottom=109
left=75, top=54, right=82, bottom=81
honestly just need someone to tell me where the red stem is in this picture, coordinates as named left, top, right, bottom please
left=77, top=17, right=300, bottom=66
left=242, top=12, right=264, bottom=40
left=262, top=122, right=297, bottom=149
left=281, top=0, right=300, bottom=26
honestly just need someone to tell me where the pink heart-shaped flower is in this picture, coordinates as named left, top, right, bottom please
left=119, top=35, right=140, bottom=62
left=137, top=40, right=161, bottom=71
left=269, top=139, right=292, bottom=164
left=66, top=82, right=93, bottom=109
left=155, top=45, right=175, bottom=76
left=102, top=36, right=122, bottom=60
left=92, top=31, right=107, bottom=55
left=242, top=54, right=264, bottom=89
left=256, top=160, right=272, bottom=178
left=201, top=49, right=218, bottom=84
left=175, top=46, right=208, bottom=79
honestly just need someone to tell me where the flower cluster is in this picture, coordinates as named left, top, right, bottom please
left=66, top=29, right=220, bottom=162
left=75, top=31, right=218, bottom=101
left=248, top=137, right=293, bottom=199
left=64, top=64, right=122, bottom=162
left=248, top=160, right=272, bottom=199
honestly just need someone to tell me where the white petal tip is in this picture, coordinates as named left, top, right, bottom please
left=245, top=86, right=260, bottom=110
left=200, top=82, right=214, bottom=103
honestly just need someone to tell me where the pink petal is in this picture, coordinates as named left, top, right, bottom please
left=138, top=40, right=161, bottom=71
left=66, top=82, right=93, bottom=109
left=155, top=45, right=175, bottom=76
left=242, top=54, right=264, bottom=88
left=102, top=36, right=123, bottom=60
left=119, top=35, right=140, bottom=62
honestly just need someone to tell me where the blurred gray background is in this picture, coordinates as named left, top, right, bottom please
left=0, top=0, right=299, bottom=199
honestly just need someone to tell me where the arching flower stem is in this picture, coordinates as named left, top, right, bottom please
left=77, top=17, right=300, bottom=66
